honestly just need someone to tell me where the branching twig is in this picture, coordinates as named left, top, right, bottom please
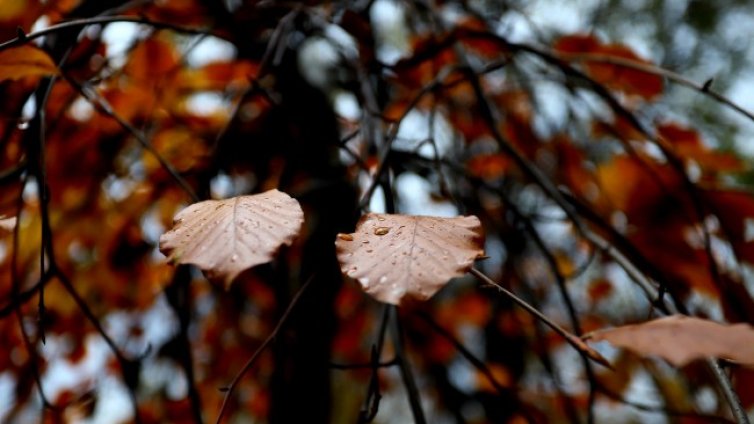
left=559, top=52, right=754, bottom=123
left=215, top=274, right=315, bottom=424
left=415, top=311, right=512, bottom=396
left=65, top=77, right=199, bottom=202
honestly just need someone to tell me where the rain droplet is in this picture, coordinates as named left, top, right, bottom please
left=377, top=217, right=386, bottom=221
left=231, top=254, right=238, bottom=262
left=337, top=233, right=354, bottom=241
left=374, top=227, right=390, bottom=236
left=379, top=276, right=388, bottom=284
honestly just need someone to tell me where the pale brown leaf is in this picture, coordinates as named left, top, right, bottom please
left=0, top=216, right=17, bottom=235
left=335, top=213, right=485, bottom=305
left=159, top=189, right=304, bottom=287
left=587, top=315, right=754, bottom=367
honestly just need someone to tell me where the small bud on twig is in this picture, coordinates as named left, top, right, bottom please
left=702, top=77, right=714, bottom=92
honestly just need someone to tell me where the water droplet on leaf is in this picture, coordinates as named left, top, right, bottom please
left=374, top=227, right=390, bottom=236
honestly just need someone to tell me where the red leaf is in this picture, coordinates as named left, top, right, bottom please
left=554, top=34, right=664, bottom=99
left=658, top=123, right=742, bottom=172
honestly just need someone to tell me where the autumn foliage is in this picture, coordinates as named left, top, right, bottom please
left=2, top=1, right=754, bottom=424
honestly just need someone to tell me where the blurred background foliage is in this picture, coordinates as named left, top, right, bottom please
left=1, top=0, right=754, bottom=423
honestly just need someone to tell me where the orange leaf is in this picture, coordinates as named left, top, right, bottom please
left=159, top=189, right=304, bottom=287
left=587, top=279, right=613, bottom=302
left=0, top=45, right=57, bottom=81
left=587, top=315, right=754, bottom=367
left=466, top=153, right=510, bottom=180
left=125, top=38, right=179, bottom=81
left=476, top=363, right=512, bottom=392
left=335, top=213, right=485, bottom=305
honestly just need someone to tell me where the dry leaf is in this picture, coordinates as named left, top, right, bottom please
left=159, top=189, right=304, bottom=287
left=0, top=45, right=58, bottom=81
left=587, top=315, right=754, bottom=367
left=335, top=213, right=485, bottom=305
left=0, top=216, right=17, bottom=235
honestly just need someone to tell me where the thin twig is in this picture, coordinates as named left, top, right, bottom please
left=0, top=15, right=211, bottom=51
left=708, top=359, right=750, bottom=424
left=359, top=305, right=392, bottom=423
left=470, top=267, right=612, bottom=369
left=358, top=67, right=453, bottom=210
left=214, top=274, right=315, bottom=424
left=165, top=266, right=204, bottom=424
left=415, top=311, right=511, bottom=396
left=390, top=307, right=427, bottom=424
left=66, top=78, right=199, bottom=202
left=10, top=176, right=56, bottom=410
left=560, top=52, right=754, bottom=123
left=497, top=189, right=598, bottom=423
left=596, top=381, right=735, bottom=423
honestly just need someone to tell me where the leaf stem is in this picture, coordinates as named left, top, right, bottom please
left=470, top=267, right=612, bottom=369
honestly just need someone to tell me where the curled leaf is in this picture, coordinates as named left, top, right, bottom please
left=586, top=315, right=754, bottom=367
left=159, top=189, right=304, bottom=287
left=335, top=213, right=485, bottom=305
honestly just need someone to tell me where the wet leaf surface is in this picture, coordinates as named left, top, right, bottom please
left=335, top=213, right=485, bottom=305
left=159, top=189, right=304, bottom=287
